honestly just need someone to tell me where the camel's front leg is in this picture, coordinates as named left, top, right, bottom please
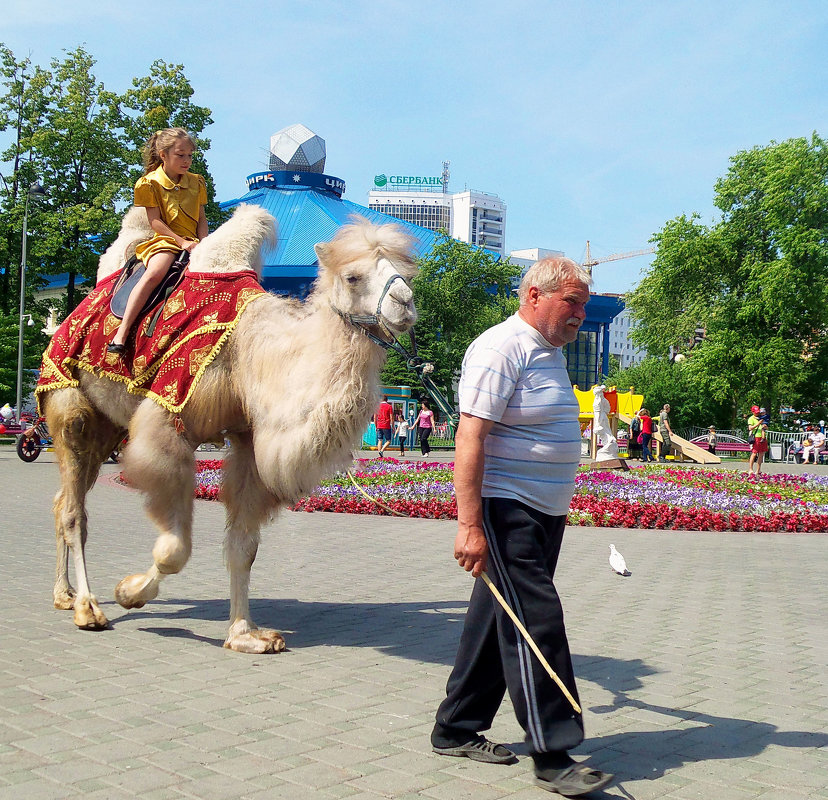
left=53, top=487, right=108, bottom=629
left=115, top=402, right=195, bottom=610
left=221, top=433, right=285, bottom=653
left=48, top=389, right=123, bottom=629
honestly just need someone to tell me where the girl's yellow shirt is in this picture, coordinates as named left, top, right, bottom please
left=134, top=166, right=207, bottom=263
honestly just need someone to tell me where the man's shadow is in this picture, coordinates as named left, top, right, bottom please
left=509, top=654, right=828, bottom=784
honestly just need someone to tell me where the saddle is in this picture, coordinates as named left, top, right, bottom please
left=110, top=250, right=190, bottom=336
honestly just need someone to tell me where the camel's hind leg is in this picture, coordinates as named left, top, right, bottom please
left=221, top=432, right=285, bottom=653
left=47, top=388, right=124, bottom=629
left=115, top=401, right=196, bottom=609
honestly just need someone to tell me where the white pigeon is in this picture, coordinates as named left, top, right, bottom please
left=609, top=544, right=630, bottom=576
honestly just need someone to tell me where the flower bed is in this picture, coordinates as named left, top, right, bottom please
left=194, top=459, right=828, bottom=533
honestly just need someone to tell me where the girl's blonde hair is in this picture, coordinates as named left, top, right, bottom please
left=142, top=127, right=197, bottom=174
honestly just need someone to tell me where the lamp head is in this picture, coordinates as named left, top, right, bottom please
left=26, top=317, right=34, bottom=327
left=28, top=183, right=47, bottom=198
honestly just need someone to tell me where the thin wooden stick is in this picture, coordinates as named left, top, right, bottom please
left=480, top=571, right=582, bottom=714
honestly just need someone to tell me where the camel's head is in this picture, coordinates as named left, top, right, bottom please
left=314, top=218, right=418, bottom=337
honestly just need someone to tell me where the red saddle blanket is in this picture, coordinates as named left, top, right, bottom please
left=36, top=268, right=266, bottom=413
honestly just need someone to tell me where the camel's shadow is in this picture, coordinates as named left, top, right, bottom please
left=106, top=595, right=470, bottom=664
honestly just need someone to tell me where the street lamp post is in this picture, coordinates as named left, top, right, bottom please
left=15, top=183, right=47, bottom=422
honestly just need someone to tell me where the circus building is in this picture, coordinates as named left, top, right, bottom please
left=218, top=124, right=620, bottom=387
left=220, top=124, right=440, bottom=297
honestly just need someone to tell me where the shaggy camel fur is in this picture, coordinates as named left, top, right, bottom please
left=44, top=205, right=418, bottom=653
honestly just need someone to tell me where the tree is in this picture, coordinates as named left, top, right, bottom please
left=114, top=60, right=224, bottom=226
left=0, top=309, right=47, bottom=407
left=381, top=234, right=520, bottom=408
left=626, top=134, right=828, bottom=427
left=30, top=46, right=127, bottom=309
left=0, top=45, right=50, bottom=315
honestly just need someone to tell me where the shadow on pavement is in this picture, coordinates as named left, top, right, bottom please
left=107, top=595, right=471, bottom=665
left=573, top=653, right=828, bottom=783
left=108, top=597, right=828, bottom=785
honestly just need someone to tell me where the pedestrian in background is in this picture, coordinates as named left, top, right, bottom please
left=628, top=410, right=642, bottom=460
left=639, top=408, right=654, bottom=463
left=657, top=403, right=674, bottom=462
left=707, top=425, right=717, bottom=457
left=374, top=395, right=393, bottom=458
left=394, top=411, right=409, bottom=457
left=750, top=422, right=769, bottom=475
left=416, top=399, right=435, bottom=456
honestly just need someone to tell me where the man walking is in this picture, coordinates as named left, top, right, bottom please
left=431, top=257, right=613, bottom=796
left=374, top=395, right=393, bottom=458
left=658, top=403, right=674, bottom=462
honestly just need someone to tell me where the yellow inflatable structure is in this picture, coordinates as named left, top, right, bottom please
left=573, top=385, right=642, bottom=423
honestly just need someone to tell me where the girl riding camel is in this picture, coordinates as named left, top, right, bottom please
left=108, top=127, right=208, bottom=354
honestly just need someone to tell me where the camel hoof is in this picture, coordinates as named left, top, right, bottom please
left=224, top=628, right=286, bottom=654
left=115, top=573, right=159, bottom=609
left=73, top=595, right=109, bottom=630
left=54, top=588, right=76, bottom=610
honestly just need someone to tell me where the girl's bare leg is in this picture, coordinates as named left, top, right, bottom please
left=111, top=251, right=176, bottom=346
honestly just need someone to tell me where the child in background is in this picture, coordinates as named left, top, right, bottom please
left=707, top=425, right=717, bottom=456
left=394, top=411, right=410, bottom=457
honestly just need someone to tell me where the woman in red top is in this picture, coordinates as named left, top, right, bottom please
left=639, top=408, right=655, bottom=463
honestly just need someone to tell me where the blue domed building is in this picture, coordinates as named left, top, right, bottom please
left=217, top=124, right=622, bottom=386
left=220, top=124, right=440, bottom=298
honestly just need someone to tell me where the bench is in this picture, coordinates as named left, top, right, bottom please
left=788, top=443, right=828, bottom=464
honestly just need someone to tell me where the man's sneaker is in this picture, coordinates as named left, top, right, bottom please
left=535, top=763, right=614, bottom=796
left=432, top=734, right=517, bottom=764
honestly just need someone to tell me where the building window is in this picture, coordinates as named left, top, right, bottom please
left=564, top=330, right=599, bottom=389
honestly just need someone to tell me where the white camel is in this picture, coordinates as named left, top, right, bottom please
left=42, top=205, right=418, bottom=653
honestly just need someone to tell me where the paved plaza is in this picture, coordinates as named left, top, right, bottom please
left=0, top=446, right=826, bottom=799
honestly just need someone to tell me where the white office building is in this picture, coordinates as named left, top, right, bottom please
left=368, top=176, right=506, bottom=256
left=607, top=303, right=647, bottom=369
left=508, top=247, right=565, bottom=271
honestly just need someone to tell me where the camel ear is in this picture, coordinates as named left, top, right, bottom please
left=314, top=243, right=327, bottom=263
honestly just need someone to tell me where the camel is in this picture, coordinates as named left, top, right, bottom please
left=42, top=205, right=418, bottom=653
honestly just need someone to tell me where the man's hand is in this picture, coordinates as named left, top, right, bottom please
left=454, top=523, right=488, bottom=578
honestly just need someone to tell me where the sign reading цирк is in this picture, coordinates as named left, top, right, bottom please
left=374, top=174, right=443, bottom=188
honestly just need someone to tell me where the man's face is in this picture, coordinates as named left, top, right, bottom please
left=529, top=278, right=590, bottom=347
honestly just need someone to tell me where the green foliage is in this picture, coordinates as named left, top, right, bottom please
left=0, top=43, right=220, bottom=381
left=381, top=234, right=520, bottom=407
left=626, top=134, right=828, bottom=426
left=608, top=356, right=731, bottom=431
left=0, top=46, right=51, bottom=315
left=0, top=310, right=48, bottom=407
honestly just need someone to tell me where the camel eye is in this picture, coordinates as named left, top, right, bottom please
left=345, top=274, right=360, bottom=285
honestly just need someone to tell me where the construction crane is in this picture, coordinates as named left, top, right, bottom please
left=582, top=240, right=655, bottom=275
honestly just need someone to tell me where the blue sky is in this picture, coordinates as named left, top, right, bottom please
left=4, top=0, right=827, bottom=293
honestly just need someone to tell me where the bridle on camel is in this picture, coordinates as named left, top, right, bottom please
left=330, top=259, right=418, bottom=363
left=330, top=257, right=456, bottom=425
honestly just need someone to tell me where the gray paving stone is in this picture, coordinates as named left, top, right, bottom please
left=1, top=450, right=828, bottom=798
